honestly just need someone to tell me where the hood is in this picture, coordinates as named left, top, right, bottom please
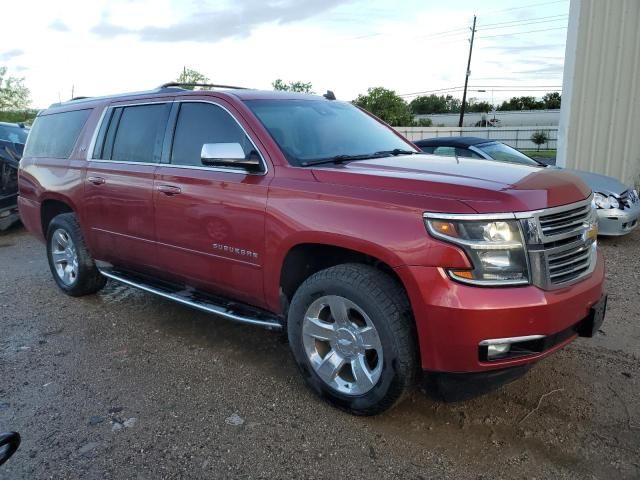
left=311, top=154, right=592, bottom=214
left=565, top=168, right=628, bottom=196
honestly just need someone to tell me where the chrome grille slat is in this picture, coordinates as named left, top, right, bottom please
left=550, top=263, right=590, bottom=279
left=549, top=250, right=590, bottom=271
left=542, top=218, right=589, bottom=236
left=539, top=205, right=589, bottom=223
left=540, top=210, right=590, bottom=228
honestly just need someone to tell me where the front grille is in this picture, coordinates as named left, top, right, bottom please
left=520, top=196, right=597, bottom=290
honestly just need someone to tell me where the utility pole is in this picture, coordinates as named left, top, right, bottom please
left=458, top=15, right=477, bottom=128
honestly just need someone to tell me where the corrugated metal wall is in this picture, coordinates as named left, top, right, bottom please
left=558, top=0, right=640, bottom=187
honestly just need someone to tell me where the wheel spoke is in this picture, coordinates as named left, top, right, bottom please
left=327, top=296, right=350, bottom=325
left=359, top=326, right=382, bottom=351
left=54, top=231, right=68, bottom=248
left=51, top=250, right=67, bottom=264
left=62, top=266, right=72, bottom=285
left=351, top=355, right=376, bottom=391
left=303, top=317, right=336, bottom=342
left=315, top=350, right=346, bottom=384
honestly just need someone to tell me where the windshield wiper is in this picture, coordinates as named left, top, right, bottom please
left=300, top=153, right=383, bottom=167
left=372, top=148, right=419, bottom=156
left=300, top=149, right=418, bottom=167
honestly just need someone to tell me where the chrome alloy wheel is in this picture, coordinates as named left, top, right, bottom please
left=302, top=295, right=384, bottom=396
left=50, top=228, right=79, bottom=286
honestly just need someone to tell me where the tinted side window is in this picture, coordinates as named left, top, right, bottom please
left=109, top=104, right=170, bottom=163
left=433, top=146, right=456, bottom=157
left=418, top=146, right=436, bottom=154
left=24, top=109, right=91, bottom=158
left=171, top=102, right=258, bottom=167
left=455, top=147, right=482, bottom=158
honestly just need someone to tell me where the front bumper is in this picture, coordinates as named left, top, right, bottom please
left=597, top=202, right=640, bottom=236
left=0, top=204, right=19, bottom=231
left=395, top=250, right=605, bottom=372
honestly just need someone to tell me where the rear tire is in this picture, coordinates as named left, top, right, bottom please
left=46, top=213, right=106, bottom=296
left=287, top=263, right=417, bottom=415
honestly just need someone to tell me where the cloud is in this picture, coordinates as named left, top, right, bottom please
left=49, top=19, right=71, bottom=32
left=91, top=0, right=351, bottom=42
left=0, top=49, right=25, bottom=62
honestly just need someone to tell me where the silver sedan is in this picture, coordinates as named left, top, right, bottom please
left=415, top=137, right=640, bottom=236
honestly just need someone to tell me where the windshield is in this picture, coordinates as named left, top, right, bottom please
left=0, top=125, right=29, bottom=144
left=245, top=100, right=416, bottom=166
left=476, top=141, right=542, bottom=167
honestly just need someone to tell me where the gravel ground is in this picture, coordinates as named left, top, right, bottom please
left=1, top=225, right=638, bottom=479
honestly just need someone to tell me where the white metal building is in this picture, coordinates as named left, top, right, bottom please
left=557, top=0, right=640, bottom=187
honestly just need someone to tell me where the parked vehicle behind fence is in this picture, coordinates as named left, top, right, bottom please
left=18, top=85, right=606, bottom=415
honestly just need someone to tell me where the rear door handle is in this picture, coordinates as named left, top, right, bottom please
left=87, top=176, right=105, bottom=185
left=156, top=184, right=182, bottom=196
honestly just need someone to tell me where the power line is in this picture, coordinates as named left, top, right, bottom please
left=350, top=12, right=568, bottom=43
left=483, top=0, right=568, bottom=15
left=477, top=26, right=567, bottom=39
left=479, top=16, right=568, bottom=32
left=478, top=14, right=567, bottom=29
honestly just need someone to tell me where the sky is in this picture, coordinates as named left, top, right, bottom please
left=0, top=0, right=569, bottom=109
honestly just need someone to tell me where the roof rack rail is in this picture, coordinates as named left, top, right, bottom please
left=159, top=82, right=250, bottom=90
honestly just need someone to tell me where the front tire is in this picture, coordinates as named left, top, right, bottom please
left=46, top=213, right=106, bottom=296
left=287, top=264, right=417, bottom=415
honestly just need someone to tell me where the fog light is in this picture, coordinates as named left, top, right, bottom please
left=487, top=343, right=511, bottom=359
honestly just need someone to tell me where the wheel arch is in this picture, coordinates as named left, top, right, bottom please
left=40, top=195, right=76, bottom=236
left=276, top=239, right=408, bottom=313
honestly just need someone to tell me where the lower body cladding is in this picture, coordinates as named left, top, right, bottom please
left=395, top=251, right=606, bottom=383
left=597, top=202, right=640, bottom=236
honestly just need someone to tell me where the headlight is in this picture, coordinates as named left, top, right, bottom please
left=593, top=192, right=620, bottom=209
left=424, top=217, right=529, bottom=286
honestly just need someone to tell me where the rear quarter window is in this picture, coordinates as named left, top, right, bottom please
left=24, top=109, right=92, bottom=158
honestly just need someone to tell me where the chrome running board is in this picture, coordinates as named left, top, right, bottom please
left=98, top=268, right=283, bottom=330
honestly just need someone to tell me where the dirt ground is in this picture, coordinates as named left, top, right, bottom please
left=1, top=225, right=638, bottom=479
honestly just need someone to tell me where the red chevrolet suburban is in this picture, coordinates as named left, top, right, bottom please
left=18, top=84, right=606, bottom=414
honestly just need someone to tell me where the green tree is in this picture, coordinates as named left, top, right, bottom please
left=272, top=79, right=314, bottom=93
left=542, top=92, right=561, bottom=109
left=499, top=96, right=544, bottom=111
left=354, top=87, right=414, bottom=126
left=409, top=94, right=449, bottom=114
left=176, top=67, right=210, bottom=89
left=530, top=130, right=549, bottom=151
left=467, top=98, right=493, bottom=113
left=409, top=94, right=466, bottom=114
left=0, top=67, right=30, bottom=111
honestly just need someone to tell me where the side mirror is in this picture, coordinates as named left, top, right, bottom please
left=200, top=143, right=261, bottom=172
left=0, top=432, right=20, bottom=466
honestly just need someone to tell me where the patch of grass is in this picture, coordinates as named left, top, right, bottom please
left=520, top=149, right=556, bottom=159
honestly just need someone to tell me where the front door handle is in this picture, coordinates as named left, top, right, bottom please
left=156, top=184, right=182, bottom=196
left=87, top=176, right=105, bottom=185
